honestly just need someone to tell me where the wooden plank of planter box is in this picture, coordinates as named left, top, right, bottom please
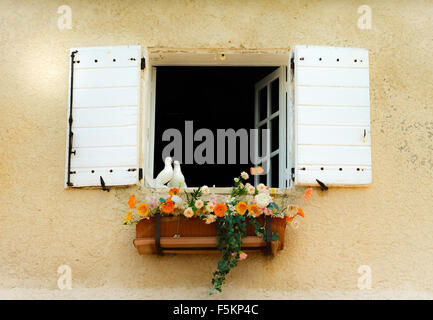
left=133, top=236, right=280, bottom=255
left=162, top=242, right=280, bottom=255
left=135, top=216, right=286, bottom=250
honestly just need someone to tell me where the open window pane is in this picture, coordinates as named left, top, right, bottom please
left=271, top=116, right=279, bottom=152
left=253, top=66, right=287, bottom=188
left=270, top=78, right=279, bottom=114
left=258, top=123, right=267, bottom=159
left=259, top=87, right=268, bottom=121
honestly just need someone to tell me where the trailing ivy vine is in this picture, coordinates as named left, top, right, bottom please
left=209, top=213, right=247, bottom=295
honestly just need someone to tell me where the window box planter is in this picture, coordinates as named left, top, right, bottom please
left=133, top=216, right=286, bottom=256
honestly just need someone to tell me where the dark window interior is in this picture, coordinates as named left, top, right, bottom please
left=154, top=66, right=278, bottom=187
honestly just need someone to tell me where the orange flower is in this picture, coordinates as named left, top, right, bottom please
left=250, top=166, right=264, bottom=175
left=161, top=200, right=175, bottom=214
left=169, top=188, right=180, bottom=196
left=297, top=207, right=305, bottom=218
left=248, top=204, right=261, bottom=217
left=124, top=211, right=134, bottom=223
left=128, top=195, right=136, bottom=209
left=214, top=203, right=228, bottom=218
left=285, top=216, right=293, bottom=223
left=137, top=203, right=149, bottom=218
left=304, top=188, right=313, bottom=201
left=235, top=201, right=248, bottom=215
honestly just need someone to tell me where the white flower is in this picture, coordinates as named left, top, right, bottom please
left=247, top=185, right=256, bottom=195
left=205, top=214, right=216, bottom=224
left=171, top=195, right=183, bottom=208
left=183, top=207, right=194, bottom=218
left=286, top=204, right=298, bottom=218
left=255, top=193, right=272, bottom=208
left=290, top=217, right=300, bottom=229
left=206, top=202, right=215, bottom=213
left=195, top=199, right=204, bottom=209
left=257, top=183, right=267, bottom=193
left=201, top=185, right=209, bottom=194
left=241, top=171, right=249, bottom=180
left=171, top=195, right=182, bottom=203
left=234, top=177, right=239, bottom=183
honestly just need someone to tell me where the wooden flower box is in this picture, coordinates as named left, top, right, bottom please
left=133, top=216, right=286, bottom=256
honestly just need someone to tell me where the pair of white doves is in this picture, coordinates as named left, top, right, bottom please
left=150, top=157, right=187, bottom=188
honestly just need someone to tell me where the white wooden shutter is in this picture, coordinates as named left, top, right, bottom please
left=65, top=45, right=141, bottom=187
left=293, top=45, right=372, bottom=186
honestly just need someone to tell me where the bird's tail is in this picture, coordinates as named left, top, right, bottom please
left=144, top=173, right=168, bottom=188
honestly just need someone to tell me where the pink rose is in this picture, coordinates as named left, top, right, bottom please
left=239, top=252, right=248, bottom=260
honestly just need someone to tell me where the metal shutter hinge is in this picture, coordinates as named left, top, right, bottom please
left=100, top=176, right=110, bottom=192
left=141, top=57, right=146, bottom=70
left=316, top=179, right=329, bottom=191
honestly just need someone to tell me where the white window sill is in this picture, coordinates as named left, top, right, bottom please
left=140, top=187, right=293, bottom=195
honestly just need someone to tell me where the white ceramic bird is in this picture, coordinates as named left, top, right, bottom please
left=168, top=160, right=187, bottom=188
left=153, top=157, right=174, bottom=187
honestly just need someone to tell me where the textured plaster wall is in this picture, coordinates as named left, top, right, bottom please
left=0, top=0, right=432, bottom=299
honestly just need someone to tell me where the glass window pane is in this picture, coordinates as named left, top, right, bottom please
left=270, top=78, right=279, bottom=114
left=271, top=117, right=279, bottom=152
left=259, top=87, right=267, bottom=121
left=271, top=155, right=279, bottom=187
left=258, top=124, right=267, bottom=158
left=259, top=170, right=267, bottom=185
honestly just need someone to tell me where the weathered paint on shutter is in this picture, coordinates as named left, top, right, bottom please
left=293, top=45, right=372, bottom=186
left=65, top=45, right=141, bottom=187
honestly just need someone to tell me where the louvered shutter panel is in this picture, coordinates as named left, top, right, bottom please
left=293, top=45, right=372, bottom=186
left=65, top=45, right=141, bottom=187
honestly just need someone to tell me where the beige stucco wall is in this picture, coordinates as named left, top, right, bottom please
left=1, top=0, right=432, bottom=299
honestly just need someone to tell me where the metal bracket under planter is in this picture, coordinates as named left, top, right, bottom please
left=133, top=216, right=286, bottom=256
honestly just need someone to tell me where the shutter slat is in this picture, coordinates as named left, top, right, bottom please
left=70, top=167, right=137, bottom=187
left=73, top=126, right=137, bottom=147
left=74, top=47, right=139, bottom=68
left=297, top=166, right=372, bottom=186
left=294, top=45, right=372, bottom=186
left=296, top=86, right=370, bottom=106
left=298, top=106, right=370, bottom=126
left=72, top=107, right=138, bottom=127
left=73, top=87, right=139, bottom=107
left=70, top=147, right=137, bottom=168
left=298, top=126, right=371, bottom=146
left=295, top=46, right=369, bottom=68
left=66, top=45, right=141, bottom=187
left=74, top=68, right=139, bottom=88
left=296, top=67, right=369, bottom=87
left=298, top=145, right=371, bottom=166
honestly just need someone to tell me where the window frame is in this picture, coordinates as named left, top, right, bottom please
left=253, top=66, right=288, bottom=188
left=141, top=48, right=293, bottom=190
